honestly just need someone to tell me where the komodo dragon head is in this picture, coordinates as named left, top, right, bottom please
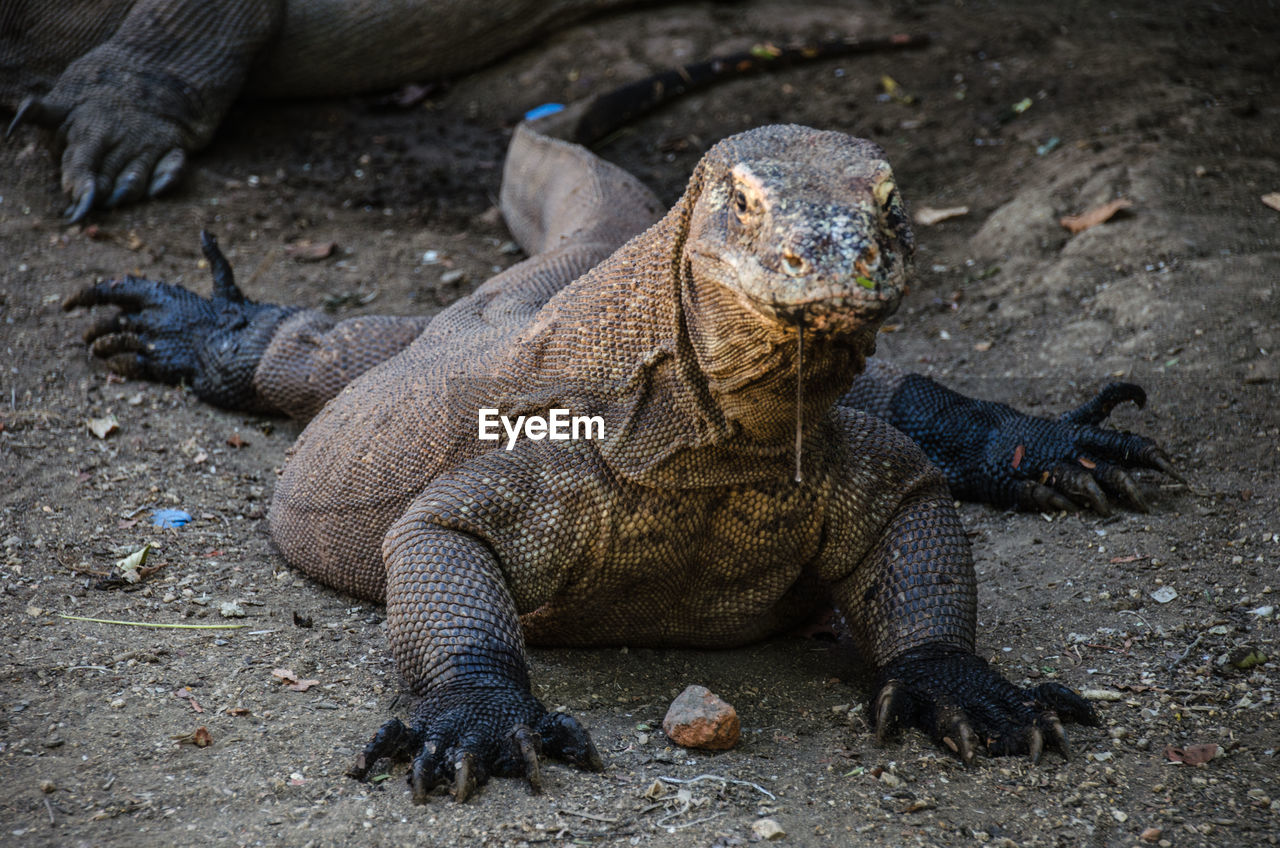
left=683, top=124, right=913, bottom=337
left=671, top=125, right=914, bottom=468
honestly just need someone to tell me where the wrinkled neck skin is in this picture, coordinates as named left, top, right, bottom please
left=679, top=254, right=879, bottom=448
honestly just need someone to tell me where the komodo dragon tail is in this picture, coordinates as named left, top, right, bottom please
left=528, top=33, right=931, bottom=146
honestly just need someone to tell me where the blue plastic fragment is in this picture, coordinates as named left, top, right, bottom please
left=151, top=508, right=192, bottom=528
left=524, top=102, right=566, bottom=122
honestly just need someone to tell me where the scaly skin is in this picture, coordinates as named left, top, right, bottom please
left=65, top=122, right=1183, bottom=801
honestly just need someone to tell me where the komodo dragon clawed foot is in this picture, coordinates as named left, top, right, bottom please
left=62, top=231, right=300, bottom=410
left=848, top=368, right=1184, bottom=516
left=872, top=646, right=1099, bottom=765
left=11, top=71, right=197, bottom=222
left=346, top=685, right=601, bottom=803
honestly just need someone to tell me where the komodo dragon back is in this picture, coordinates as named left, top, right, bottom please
left=265, top=122, right=666, bottom=602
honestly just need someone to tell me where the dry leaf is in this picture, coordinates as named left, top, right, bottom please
left=1109, top=554, right=1147, bottom=564
left=226, top=432, right=249, bottom=448
left=1011, top=444, right=1025, bottom=470
left=285, top=240, right=337, bottom=262
left=87, top=415, right=120, bottom=439
left=113, top=543, right=152, bottom=583
left=1060, top=198, right=1133, bottom=234
left=172, top=726, right=213, bottom=747
left=914, top=205, right=970, bottom=226
left=902, top=799, right=936, bottom=813
left=227, top=706, right=251, bottom=716
left=1078, top=457, right=1097, bottom=469
left=271, top=668, right=320, bottom=691
left=272, top=668, right=298, bottom=684
left=1165, top=743, right=1220, bottom=765
left=1261, top=192, right=1280, bottom=212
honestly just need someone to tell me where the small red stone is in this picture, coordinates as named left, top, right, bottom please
left=662, top=685, right=740, bottom=750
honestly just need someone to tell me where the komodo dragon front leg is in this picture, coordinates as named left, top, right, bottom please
left=65, top=121, right=1181, bottom=801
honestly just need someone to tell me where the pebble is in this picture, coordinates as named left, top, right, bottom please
left=662, top=685, right=740, bottom=750
left=751, top=818, right=785, bottom=840
left=219, top=601, right=246, bottom=618
left=878, top=770, right=906, bottom=789
left=439, top=269, right=467, bottom=285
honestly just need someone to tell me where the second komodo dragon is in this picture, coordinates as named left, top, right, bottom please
left=65, top=120, right=1178, bottom=803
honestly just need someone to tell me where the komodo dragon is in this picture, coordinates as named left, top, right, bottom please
left=1, top=0, right=925, bottom=222
left=2, top=0, right=660, bottom=221
left=64, top=119, right=1178, bottom=802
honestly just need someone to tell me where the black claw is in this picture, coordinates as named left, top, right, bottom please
left=1049, top=462, right=1111, bottom=516
left=1146, top=449, right=1187, bottom=485
left=538, top=711, right=604, bottom=772
left=452, top=752, right=479, bottom=802
left=1042, top=715, right=1072, bottom=760
left=200, top=230, right=244, bottom=302
left=6, top=98, right=33, bottom=138
left=148, top=149, right=186, bottom=197
left=1095, top=462, right=1150, bottom=512
left=107, top=173, right=143, bottom=209
left=7, top=96, right=68, bottom=137
left=67, top=180, right=97, bottom=223
left=1017, top=480, right=1076, bottom=513
left=410, top=740, right=448, bottom=804
left=347, top=717, right=419, bottom=781
left=873, top=681, right=902, bottom=744
left=1027, top=726, right=1045, bottom=765
left=1062, top=382, right=1147, bottom=426
left=509, top=724, right=544, bottom=794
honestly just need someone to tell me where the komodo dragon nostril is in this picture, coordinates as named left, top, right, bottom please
left=781, top=250, right=807, bottom=276
left=854, top=243, right=880, bottom=286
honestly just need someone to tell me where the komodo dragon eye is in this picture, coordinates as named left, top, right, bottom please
left=873, top=178, right=896, bottom=208
left=733, top=189, right=750, bottom=214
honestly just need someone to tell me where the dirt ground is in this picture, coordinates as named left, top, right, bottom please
left=2, top=1, right=1278, bottom=846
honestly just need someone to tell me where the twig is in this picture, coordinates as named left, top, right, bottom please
left=44, top=797, right=55, bottom=826
left=124, top=502, right=157, bottom=519
left=658, top=810, right=724, bottom=830
left=1166, top=632, right=1204, bottom=676
left=658, top=773, right=776, bottom=800
left=1117, top=609, right=1155, bottom=631
left=66, top=665, right=110, bottom=673
left=558, top=809, right=618, bottom=823
left=59, top=614, right=246, bottom=630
